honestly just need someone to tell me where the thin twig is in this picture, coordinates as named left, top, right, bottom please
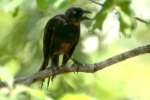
left=135, top=17, right=150, bottom=24
left=89, top=0, right=103, bottom=6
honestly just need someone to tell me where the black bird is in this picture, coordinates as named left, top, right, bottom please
left=39, top=7, right=90, bottom=86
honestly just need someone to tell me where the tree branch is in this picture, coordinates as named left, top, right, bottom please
left=89, top=0, right=150, bottom=25
left=13, top=44, right=150, bottom=86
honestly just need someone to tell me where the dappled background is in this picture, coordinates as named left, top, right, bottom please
left=0, top=0, right=150, bottom=100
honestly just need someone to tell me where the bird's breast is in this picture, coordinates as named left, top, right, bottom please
left=52, top=23, right=80, bottom=55
left=59, top=43, right=72, bottom=53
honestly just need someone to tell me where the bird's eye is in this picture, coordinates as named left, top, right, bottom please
left=72, top=11, right=77, bottom=15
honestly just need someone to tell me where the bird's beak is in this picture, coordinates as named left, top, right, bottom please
left=83, top=10, right=91, bottom=14
left=82, top=10, right=91, bottom=20
left=81, top=16, right=91, bottom=20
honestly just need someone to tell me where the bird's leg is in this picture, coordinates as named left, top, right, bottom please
left=62, top=54, right=80, bottom=73
left=71, top=58, right=82, bottom=72
left=71, top=57, right=82, bottom=65
left=62, top=54, right=81, bottom=73
left=62, top=55, right=70, bottom=66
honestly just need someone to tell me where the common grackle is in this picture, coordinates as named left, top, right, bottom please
left=39, top=7, right=90, bottom=87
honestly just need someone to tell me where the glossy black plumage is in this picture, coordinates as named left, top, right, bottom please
left=39, top=7, right=90, bottom=86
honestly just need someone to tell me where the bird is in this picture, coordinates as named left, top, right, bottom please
left=39, top=7, right=90, bottom=87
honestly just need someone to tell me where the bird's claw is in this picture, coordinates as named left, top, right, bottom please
left=47, top=67, right=60, bottom=88
left=71, top=58, right=82, bottom=73
left=72, top=58, right=82, bottom=65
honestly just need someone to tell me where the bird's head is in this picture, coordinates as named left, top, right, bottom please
left=65, top=7, right=91, bottom=23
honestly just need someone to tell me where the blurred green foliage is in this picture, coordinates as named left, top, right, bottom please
left=0, top=0, right=150, bottom=100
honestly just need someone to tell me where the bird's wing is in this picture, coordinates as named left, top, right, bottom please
left=43, top=15, right=66, bottom=59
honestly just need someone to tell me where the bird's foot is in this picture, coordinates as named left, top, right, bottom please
left=71, top=58, right=82, bottom=73
left=47, top=67, right=60, bottom=88
left=72, top=58, right=82, bottom=65
left=40, top=79, right=45, bottom=88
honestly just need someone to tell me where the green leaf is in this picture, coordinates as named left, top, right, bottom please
left=93, top=0, right=114, bottom=30
left=0, top=67, right=14, bottom=88
left=4, top=59, right=20, bottom=76
left=54, top=0, right=76, bottom=9
left=36, top=0, right=55, bottom=10
left=12, top=7, right=19, bottom=17
left=2, top=0, right=24, bottom=12
left=118, top=11, right=136, bottom=37
left=116, top=0, right=136, bottom=36
left=14, top=85, right=53, bottom=100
